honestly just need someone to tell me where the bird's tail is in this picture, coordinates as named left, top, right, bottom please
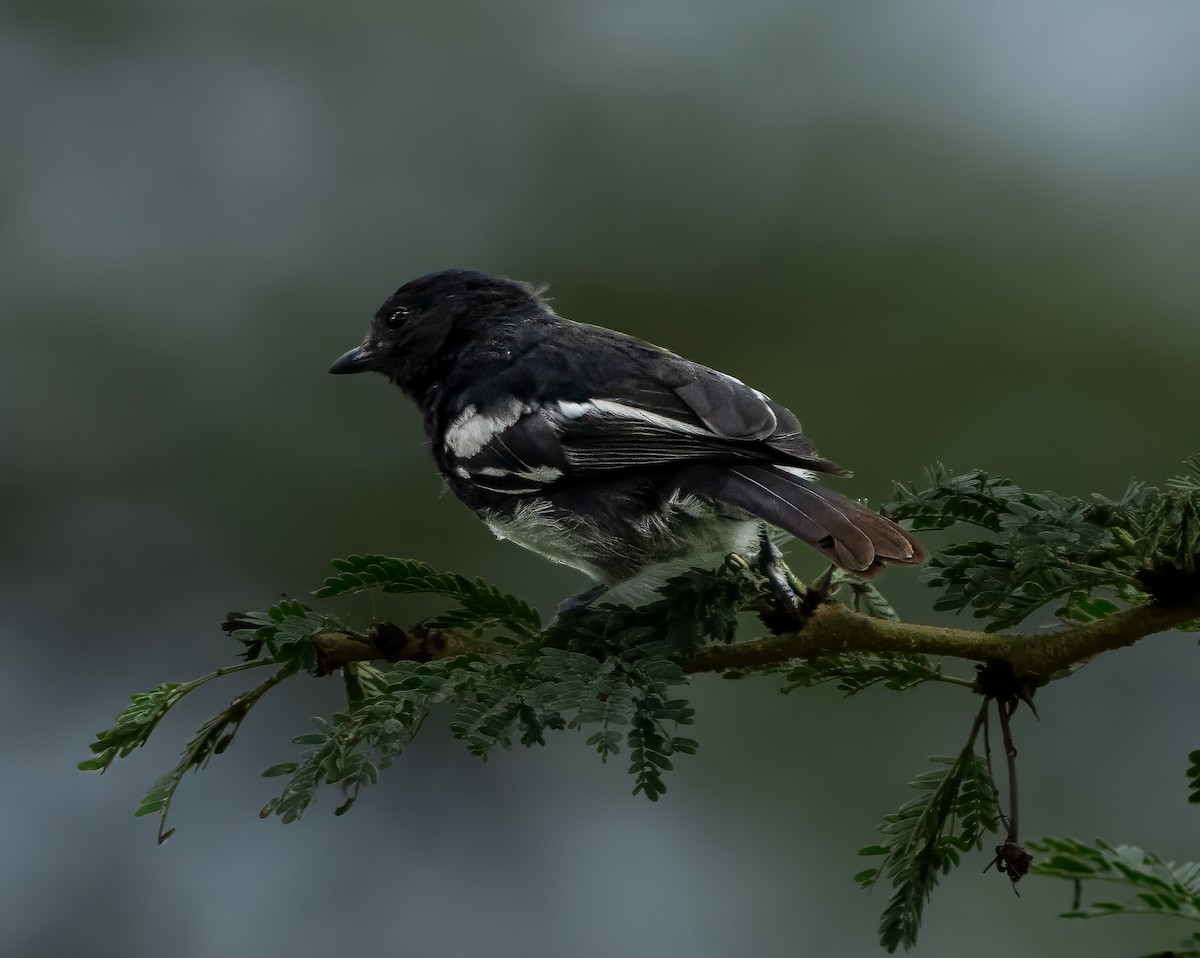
left=686, top=463, right=925, bottom=576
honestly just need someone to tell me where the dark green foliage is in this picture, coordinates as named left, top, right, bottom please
left=81, top=458, right=1200, bottom=954
left=547, top=560, right=756, bottom=658
left=828, top=568, right=900, bottom=621
left=223, top=597, right=331, bottom=677
left=856, top=734, right=1000, bottom=952
left=315, top=554, right=541, bottom=637
left=79, top=652, right=291, bottom=841
left=886, top=457, right=1200, bottom=630
left=781, top=653, right=947, bottom=696
left=259, top=613, right=700, bottom=820
left=131, top=669, right=281, bottom=842
left=1056, top=589, right=1124, bottom=625
left=79, top=682, right=191, bottom=773
left=531, top=647, right=634, bottom=751
left=623, top=659, right=696, bottom=801
left=81, top=598, right=330, bottom=780
left=650, top=564, right=752, bottom=651
left=85, top=558, right=733, bottom=834
left=1137, top=939, right=1200, bottom=958
left=261, top=660, right=442, bottom=822
left=1031, top=836, right=1200, bottom=956
left=261, top=599, right=328, bottom=676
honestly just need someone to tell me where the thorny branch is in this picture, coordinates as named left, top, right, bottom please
left=309, top=590, right=1200, bottom=685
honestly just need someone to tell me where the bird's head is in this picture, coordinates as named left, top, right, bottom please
left=329, top=268, right=543, bottom=397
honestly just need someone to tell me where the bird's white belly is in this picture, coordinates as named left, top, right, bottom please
left=485, top=495, right=764, bottom=605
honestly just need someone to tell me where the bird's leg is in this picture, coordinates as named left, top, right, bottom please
left=554, top=583, right=609, bottom=618
left=755, top=528, right=809, bottom=631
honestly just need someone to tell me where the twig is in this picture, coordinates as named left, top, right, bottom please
left=998, top=697, right=1020, bottom=844
left=981, top=704, right=1012, bottom=836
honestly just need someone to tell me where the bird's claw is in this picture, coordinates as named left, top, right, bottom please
left=754, top=529, right=813, bottom=632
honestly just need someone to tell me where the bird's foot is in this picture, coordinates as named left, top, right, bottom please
left=554, top=584, right=609, bottom=619
left=754, top=529, right=817, bottom=633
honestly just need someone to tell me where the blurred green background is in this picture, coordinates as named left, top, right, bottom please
left=3, top=2, right=1199, bottom=956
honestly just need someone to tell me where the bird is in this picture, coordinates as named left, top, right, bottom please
left=329, top=269, right=924, bottom=607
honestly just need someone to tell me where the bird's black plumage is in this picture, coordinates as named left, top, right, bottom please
left=330, top=269, right=924, bottom=603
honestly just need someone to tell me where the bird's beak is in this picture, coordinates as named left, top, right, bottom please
left=328, top=342, right=377, bottom=375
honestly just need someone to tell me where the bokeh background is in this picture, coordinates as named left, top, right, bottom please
left=3, top=3, right=1199, bottom=956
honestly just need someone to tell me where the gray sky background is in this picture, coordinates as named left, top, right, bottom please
left=3, top=4, right=1199, bottom=956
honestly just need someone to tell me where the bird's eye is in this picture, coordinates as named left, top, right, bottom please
left=384, top=307, right=409, bottom=330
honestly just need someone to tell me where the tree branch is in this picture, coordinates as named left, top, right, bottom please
left=310, top=591, right=1199, bottom=684
left=687, top=595, right=1200, bottom=680
left=311, top=621, right=495, bottom=676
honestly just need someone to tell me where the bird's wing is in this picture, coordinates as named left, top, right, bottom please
left=440, top=392, right=836, bottom=498
left=439, top=332, right=842, bottom=493
left=547, top=397, right=787, bottom=470
left=558, top=343, right=843, bottom=471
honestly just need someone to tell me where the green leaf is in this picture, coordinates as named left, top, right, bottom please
left=81, top=683, right=188, bottom=772
left=1031, top=837, right=1200, bottom=925
left=886, top=465, right=1025, bottom=533
left=854, top=868, right=880, bottom=887
left=123, top=669, right=284, bottom=842
left=1057, top=591, right=1123, bottom=625
left=782, top=653, right=945, bottom=696
left=828, top=569, right=900, bottom=621
left=265, top=659, right=451, bottom=823
left=885, top=459, right=1200, bottom=631
left=314, top=555, right=541, bottom=636
left=1136, top=931, right=1200, bottom=958
left=1188, top=750, right=1200, bottom=804
left=858, top=739, right=1000, bottom=952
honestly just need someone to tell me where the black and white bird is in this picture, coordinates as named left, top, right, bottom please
left=329, top=269, right=923, bottom=605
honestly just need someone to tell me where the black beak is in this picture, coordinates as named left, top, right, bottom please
left=328, top=343, right=377, bottom=375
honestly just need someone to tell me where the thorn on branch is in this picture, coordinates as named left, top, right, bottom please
left=974, top=660, right=1040, bottom=719
left=1136, top=560, right=1200, bottom=606
left=975, top=660, right=1035, bottom=893
left=984, top=841, right=1033, bottom=894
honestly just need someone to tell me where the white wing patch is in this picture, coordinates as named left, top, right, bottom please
left=469, top=464, right=564, bottom=490
left=497, top=465, right=563, bottom=483
left=444, top=399, right=530, bottom=459
left=552, top=399, right=712, bottom=436
left=776, top=465, right=816, bottom=482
